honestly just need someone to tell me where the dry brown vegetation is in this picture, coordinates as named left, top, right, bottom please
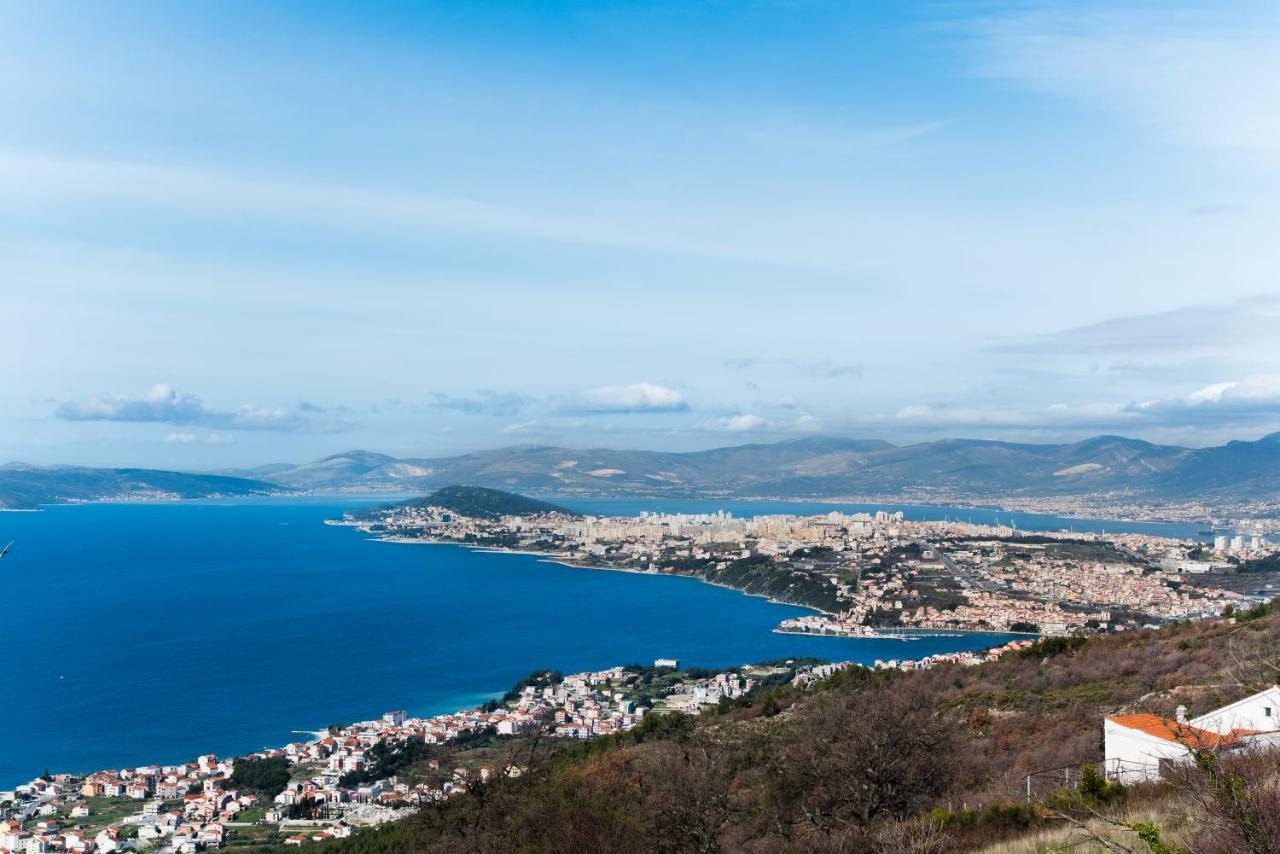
left=308, top=602, right=1280, bottom=853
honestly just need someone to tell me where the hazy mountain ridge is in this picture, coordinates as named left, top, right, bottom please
left=242, top=433, right=1280, bottom=501
left=0, top=466, right=276, bottom=509
left=6, top=432, right=1277, bottom=510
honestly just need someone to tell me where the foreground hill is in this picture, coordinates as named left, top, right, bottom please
left=237, top=432, right=1280, bottom=502
left=0, top=464, right=276, bottom=509
left=309, top=602, right=1280, bottom=853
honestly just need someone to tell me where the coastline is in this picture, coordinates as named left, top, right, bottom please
left=361, top=531, right=1064, bottom=633
left=368, top=533, right=835, bottom=616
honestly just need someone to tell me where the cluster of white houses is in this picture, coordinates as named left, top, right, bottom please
left=4, top=658, right=842, bottom=852
left=1104, top=685, right=1280, bottom=782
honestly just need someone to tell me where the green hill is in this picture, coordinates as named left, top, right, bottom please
left=421, top=485, right=577, bottom=519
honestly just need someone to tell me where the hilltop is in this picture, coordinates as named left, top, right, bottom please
left=416, top=485, right=577, bottom=520
left=309, top=602, right=1280, bottom=853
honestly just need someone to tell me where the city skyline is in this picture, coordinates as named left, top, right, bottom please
left=3, top=0, right=1280, bottom=467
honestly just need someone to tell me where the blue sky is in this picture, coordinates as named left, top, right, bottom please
left=3, top=0, right=1279, bottom=467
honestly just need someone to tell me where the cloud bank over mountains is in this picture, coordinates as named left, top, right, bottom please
left=55, top=384, right=352, bottom=433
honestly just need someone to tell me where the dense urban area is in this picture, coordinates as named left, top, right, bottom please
left=342, top=487, right=1278, bottom=638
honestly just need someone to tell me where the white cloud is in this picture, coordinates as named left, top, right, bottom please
left=569, top=383, right=689, bottom=414
left=56, top=384, right=352, bottom=432
left=722, top=414, right=767, bottom=432
left=164, top=432, right=197, bottom=444
left=1128, top=376, right=1280, bottom=422
left=790, top=414, right=822, bottom=431
left=696, top=413, right=822, bottom=434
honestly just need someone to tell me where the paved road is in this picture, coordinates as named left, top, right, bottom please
left=914, top=538, right=1000, bottom=593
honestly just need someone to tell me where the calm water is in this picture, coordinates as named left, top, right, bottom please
left=0, top=497, right=1049, bottom=786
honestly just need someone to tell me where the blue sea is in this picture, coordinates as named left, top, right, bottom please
left=0, top=496, right=1183, bottom=787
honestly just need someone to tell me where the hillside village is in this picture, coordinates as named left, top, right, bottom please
left=0, top=660, right=822, bottom=852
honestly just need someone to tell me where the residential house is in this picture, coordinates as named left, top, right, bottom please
left=1105, top=686, right=1280, bottom=782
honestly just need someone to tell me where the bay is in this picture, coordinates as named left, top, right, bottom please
left=0, top=497, right=1066, bottom=786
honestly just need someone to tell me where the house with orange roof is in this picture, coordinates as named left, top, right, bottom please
left=1105, top=686, right=1280, bottom=782
left=0, top=821, right=27, bottom=852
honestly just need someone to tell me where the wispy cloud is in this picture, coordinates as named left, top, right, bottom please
left=0, top=152, right=837, bottom=270
left=723, top=357, right=863, bottom=380
left=988, top=296, right=1280, bottom=356
left=734, top=115, right=949, bottom=155
left=836, top=374, right=1280, bottom=437
left=969, top=1, right=1280, bottom=160
left=56, top=384, right=352, bottom=432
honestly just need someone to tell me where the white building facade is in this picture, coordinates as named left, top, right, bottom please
left=1104, top=686, right=1280, bottom=783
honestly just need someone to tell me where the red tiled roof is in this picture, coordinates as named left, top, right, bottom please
left=1108, top=713, right=1240, bottom=749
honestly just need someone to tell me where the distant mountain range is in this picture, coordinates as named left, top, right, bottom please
left=222, top=433, right=1280, bottom=503
left=0, top=463, right=275, bottom=509
left=5, top=433, right=1280, bottom=510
